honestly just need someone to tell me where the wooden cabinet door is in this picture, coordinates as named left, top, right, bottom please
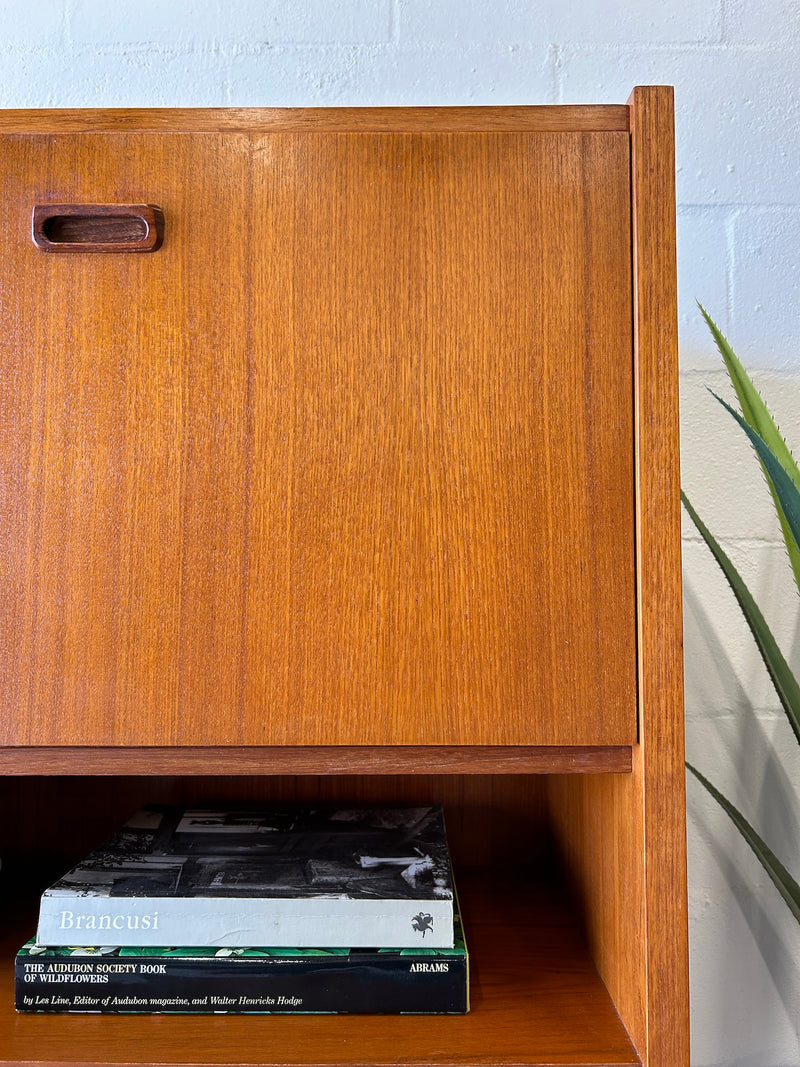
left=0, top=114, right=635, bottom=746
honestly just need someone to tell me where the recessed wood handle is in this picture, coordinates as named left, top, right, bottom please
left=32, top=204, right=164, bottom=253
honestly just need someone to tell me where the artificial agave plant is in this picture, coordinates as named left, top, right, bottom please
left=683, top=305, right=800, bottom=925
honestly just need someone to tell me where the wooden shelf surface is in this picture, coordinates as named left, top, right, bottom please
left=0, top=871, right=639, bottom=1067
left=0, top=747, right=633, bottom=776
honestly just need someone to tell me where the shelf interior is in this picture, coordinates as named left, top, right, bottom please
left=0, top=775, right=640, bottom=1067
left=1, top=869, right=638, bottom=1067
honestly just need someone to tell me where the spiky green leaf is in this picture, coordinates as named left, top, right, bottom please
left=711, top=393, right=800, bottom=560
left=681, top=490, right=800, bottom=746
left=700, top=304, right=800, bottom=593
left=687, top=762, right=800, bottom=925
left=699, top=305, right=800, bottom=476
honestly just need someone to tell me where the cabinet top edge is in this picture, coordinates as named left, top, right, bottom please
left=0, top=104, right=631, bottom=134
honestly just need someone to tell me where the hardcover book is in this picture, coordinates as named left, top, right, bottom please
left=36, top=805, right=455, bottom=949
left=16, top=911, right=468, bottom=1015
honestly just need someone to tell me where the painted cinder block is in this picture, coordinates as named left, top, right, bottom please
left=397, top=0, right=719, bottom=46
left=685, top=846, right=800, bottom=1066
left=558, top=45, right=800, bottom=206
left=0, top=45, right=229, bottom=107
left=683, top=539, right=800, bottom=715
left=677, top=208, right=731, bottom=371
left=69, top=0, right=394, bottom=47
left=0, top=0, right=64, bottom=47
left=224, top=44, right=554, bottom=106
left=685, top=714, right=800, bottom=886
left=679, top=368, right=800, bottom=540
left=730, top=208, right=800, bottom=371
left=724, top=0, right=800, bottom=44
left=685, top=706, right=800, bottom=1066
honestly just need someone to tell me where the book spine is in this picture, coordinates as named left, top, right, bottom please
left=36, top=896, right=455, bottom=949
left=15, top=954, right=468, bottom=1014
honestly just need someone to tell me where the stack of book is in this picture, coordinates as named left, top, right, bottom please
left=15, top=803, right=468, bottom=1015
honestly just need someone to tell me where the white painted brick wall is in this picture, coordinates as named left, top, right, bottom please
left=1, top=3, right=798, bottom=1063
left=70, top=0, right=395, bottom=47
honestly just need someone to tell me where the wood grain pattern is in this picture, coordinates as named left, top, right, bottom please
left=0, top=124, right=636, bottom=747
left=627, top=84, right=690, bottom=1067
left=0, top=95, right=687, bottom=1067
left=0, top=774, right=551, bottom=879
left=0, top=871, right=640, bottom=1067
left=0, top=105, right=630, bottom=134
left=0, top=745, right=633, bottom=775
left=0, top=132, right=251, bottom=747
left=547, top=86, right=688, bottom=1067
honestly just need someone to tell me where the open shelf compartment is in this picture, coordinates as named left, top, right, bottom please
left=1, top=870, right=638, bottom=1067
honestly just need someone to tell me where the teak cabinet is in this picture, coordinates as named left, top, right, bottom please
left=0, top=87, right=688, bottom=1066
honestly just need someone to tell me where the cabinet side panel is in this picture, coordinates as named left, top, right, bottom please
left=629, top=83, right=690, bottom=1067
left=548, top=86, right=689, bottom=1067
left=548, top=770, right=648, bottom=1053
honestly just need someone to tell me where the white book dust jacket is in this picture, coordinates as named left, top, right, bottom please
left=37, top=805, right=455, bottom=949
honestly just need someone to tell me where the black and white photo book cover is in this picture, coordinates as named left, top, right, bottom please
left=36, top=805, right=455, bottom=949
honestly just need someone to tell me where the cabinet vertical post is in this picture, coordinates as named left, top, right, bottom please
left=547, top=84, right=689, bottom=1067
